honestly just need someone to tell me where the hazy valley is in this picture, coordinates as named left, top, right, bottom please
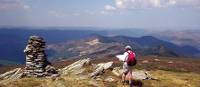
left=0, top=27, right=200, bottom=66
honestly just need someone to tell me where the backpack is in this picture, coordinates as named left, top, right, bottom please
left=127, top=50, right=137, bottom=66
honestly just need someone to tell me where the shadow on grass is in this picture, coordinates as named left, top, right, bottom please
left=124, top=80, right=143, bottom=87
left=131, top=80, right=143, bottom=87
left=130, top=78, right=160, bottom=87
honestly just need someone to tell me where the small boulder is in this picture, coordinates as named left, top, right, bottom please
left=61, top=58, right=90, bottom=75
left=154, top=59, right=160, bottom=62
left=0, top=68, right=23, bottom=84
left=142, top=60, right=149, bottom=63
left=104, top=76, right=115, bottom=82
left=89, top=62, right=113, bottom=78
left=112, top=67, right=153, bottom=80
left=168, top=61, right=173, bottom=64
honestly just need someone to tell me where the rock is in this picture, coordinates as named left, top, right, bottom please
left=61, top=58, right=90, bottom=75
left=74, top=68, right=86, bottom=75
left=154, top=59, right=160, bottom=62
left=89, top=62, right=113, bottom=78
left=168, top=61, right=173, bottom=64
left=97, top=62, right=113, bottom=70
left=112, top=67, right=122, bottom=76
left=95, top=78, right=103, bottom=81
left=132, top=70, right=152, bottom=80
left=0, top=68, right=23, bottom=84
left=45, top=65, right=59, bottom=76
left=24, top=36, right=58, bottom=77
left=50, top=74, right=60, bottom=80
left=112, top=67, right=153, bottom=80
left=0, top=68, right=21, bottom=79
left=104, top=76, right=115, bottom=82
left=90, top=67, right=104, bottom=78
left=142, top=60, right=149, bottom=63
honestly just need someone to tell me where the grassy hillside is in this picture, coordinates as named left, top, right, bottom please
left=1, top=70, right=199, bottom=87
left=0, top=56, right=200, bottom=87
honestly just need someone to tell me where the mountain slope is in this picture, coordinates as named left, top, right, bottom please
left=47, top=37, right=125, bottom=60
left=0, top=28, right=106, bottom=64
left=152, top=30, right=200, bottom=50
left=95, top=35, right=199, bottom=57
left=47, top=35, right=200, bottom=60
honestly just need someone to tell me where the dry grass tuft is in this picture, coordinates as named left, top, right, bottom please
left=1, top=69, right=200, bottom=87
left=142, top=70, right=200, bottom=87
left=6, top=77, right=44, bottom=87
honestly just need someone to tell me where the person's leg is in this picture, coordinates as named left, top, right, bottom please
left=130, top=72, right=133, bottom=84
left=128, top=66, right=133, bottom=85
left=122, top=63, right=128, bottom=84
left=122, top=73, right=125, bottom=84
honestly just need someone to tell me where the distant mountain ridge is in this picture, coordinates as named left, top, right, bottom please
left=47, top=35, right=200, bottom=60
left=152, top=30, right=200, bottom=51
left=95, top=35, right=199, bottom=57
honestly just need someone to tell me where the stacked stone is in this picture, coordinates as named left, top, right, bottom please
left=24, top=36, right=57, bottom=77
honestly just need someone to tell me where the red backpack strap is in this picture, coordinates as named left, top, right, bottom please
left=127, top=50, right=135, bottom=59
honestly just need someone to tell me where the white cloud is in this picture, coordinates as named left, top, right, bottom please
left=106, top=0, right=200, bottom=10
left=102, top=4, right=117, bottom=15
left=104, top=5, right=116, bottom=11
left=49, top=10, right=68, bottom=18
left=0, top=0, right=30, bottom=11
left=23, top=5, right=30, bottom=9
left=167, top=0, right=176, bottom=6
left=116, top=0, right=127, bottom=8
left=150, top=0, right=161, bottom=7
left=114, top=0, right=164, bottom=9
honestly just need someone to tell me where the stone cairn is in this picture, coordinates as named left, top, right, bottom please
left=24, top=36, right=57, bottom=77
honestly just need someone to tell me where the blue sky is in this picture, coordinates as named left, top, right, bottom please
left=0, top=0, right=200, bottom=30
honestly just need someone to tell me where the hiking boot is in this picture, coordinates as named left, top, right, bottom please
left=129, top=81, right=133, bottom=87
left=121, top=80, right=125, bottom=85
